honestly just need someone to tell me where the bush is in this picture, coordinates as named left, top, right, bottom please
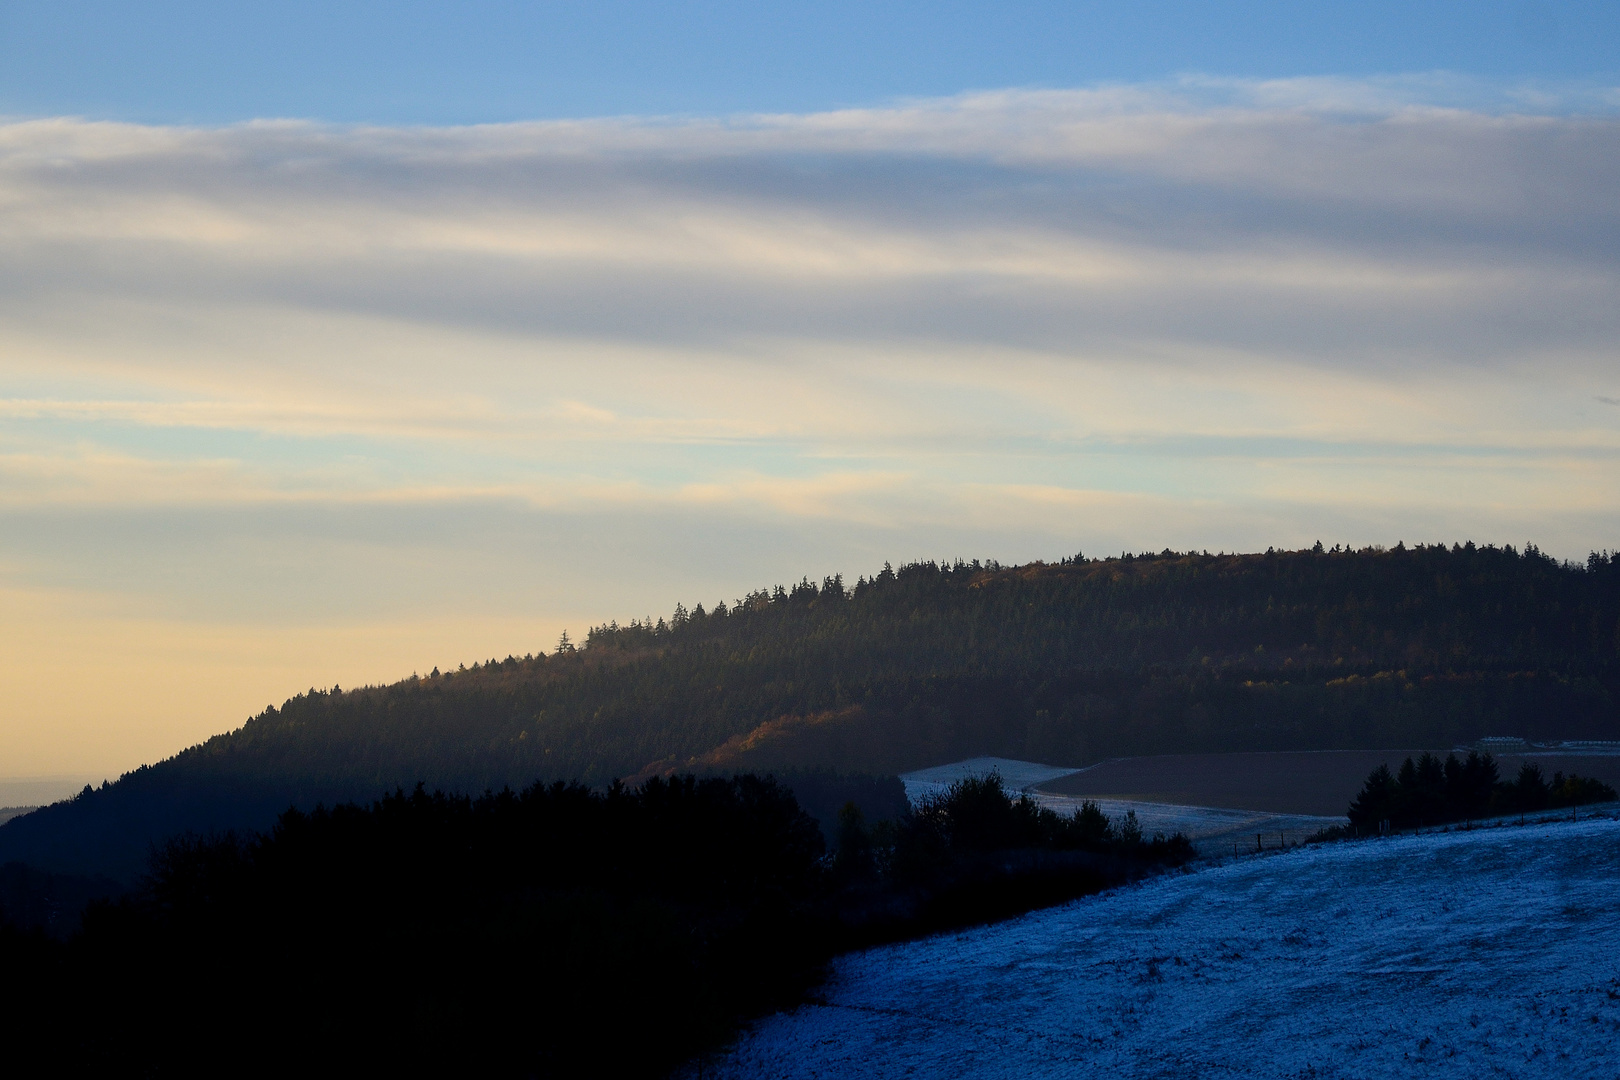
left=838, top=773, right=1191, bottom=939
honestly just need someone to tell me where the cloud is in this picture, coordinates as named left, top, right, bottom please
left=0, top=81, right=1617, bottom=640
left=4, top=93, right=1617, bottom=388
left=6, top=78, right=1619, bottom=776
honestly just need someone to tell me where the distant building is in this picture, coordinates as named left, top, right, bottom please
left=1476, top=736, right=1528, bottom=753
left=1546, top=741, right=1620, bottom=754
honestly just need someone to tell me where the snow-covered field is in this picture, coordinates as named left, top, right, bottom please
left=1027, top=792, right=1344, bottom=856
left=900, top=757, right=1344, bottom=855
left=900, top=757, right=1083, bottom=801
left=696, top=813, right=1620, bottom=1079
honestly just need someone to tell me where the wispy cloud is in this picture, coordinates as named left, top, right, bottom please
left=0, top=79, right=1616, bottom=638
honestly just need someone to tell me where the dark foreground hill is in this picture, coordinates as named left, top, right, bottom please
left=4, top=543, right=1618, bottom=878
left=0, top=774, right=1187, bottom=1076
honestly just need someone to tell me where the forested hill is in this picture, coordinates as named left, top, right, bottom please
left=6, top=543, right=1620, bottom=877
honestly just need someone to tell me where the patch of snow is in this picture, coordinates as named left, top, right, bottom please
left=900, top=757, right=1083, bottom=803
left=695, top=813, right=1620, bottom=1079
left=899, top=755, right=1344, bottom=855
left=1027, top=791, right=1344, bottom=856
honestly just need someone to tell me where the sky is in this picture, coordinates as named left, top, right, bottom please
left=1, top=2, right=1618, bottom=788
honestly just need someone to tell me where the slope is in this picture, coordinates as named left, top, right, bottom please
left=3, top=544, right=1618, bottom=878
left=698, top=811, right=1620, bottom=1079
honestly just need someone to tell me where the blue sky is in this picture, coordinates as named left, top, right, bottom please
left=2, top=1, right=1617, bottom=123
left=0, top=2, right=1617, bottom=784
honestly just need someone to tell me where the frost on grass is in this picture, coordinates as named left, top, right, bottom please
left=693, top=815, right=1620, bottom=1079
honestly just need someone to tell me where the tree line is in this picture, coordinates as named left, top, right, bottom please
left=3, top=542, right=1617, bottom=879
left=1347, top=751, right=1617, bottom=831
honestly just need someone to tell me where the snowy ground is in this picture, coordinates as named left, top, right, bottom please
left=900, top=757, right=1343, bottom=855
left=1028, top=793, right=1343, bottom=857
left=693, top=812, right=1620, bottom=1079
left=900, top=757, right=1083, bottom=801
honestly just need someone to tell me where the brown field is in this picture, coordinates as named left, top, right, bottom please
left=1038, top=750, right=1620, bottom=818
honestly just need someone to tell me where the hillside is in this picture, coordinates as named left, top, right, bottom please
left=696, top=810, right=1620, bottom=1079
left=4, top=543, right=1618, bottom=877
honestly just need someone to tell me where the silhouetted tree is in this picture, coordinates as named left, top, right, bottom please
left=1348, top=751, right=1611, bottom=831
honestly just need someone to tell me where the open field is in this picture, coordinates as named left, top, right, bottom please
left=694, top=810, right=1620, bottom=1079
left=1029, top=794, right=1342, bottom=856
left=900, top=757, right=1084, bottom=802
left=1039, top=750, right=1620, bottom=817
left=1035, top=750, right=1591, bottom=817
left=901, top=757, right=1345, bottom=854
left=1039, top=750, right=1427, bottom=815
